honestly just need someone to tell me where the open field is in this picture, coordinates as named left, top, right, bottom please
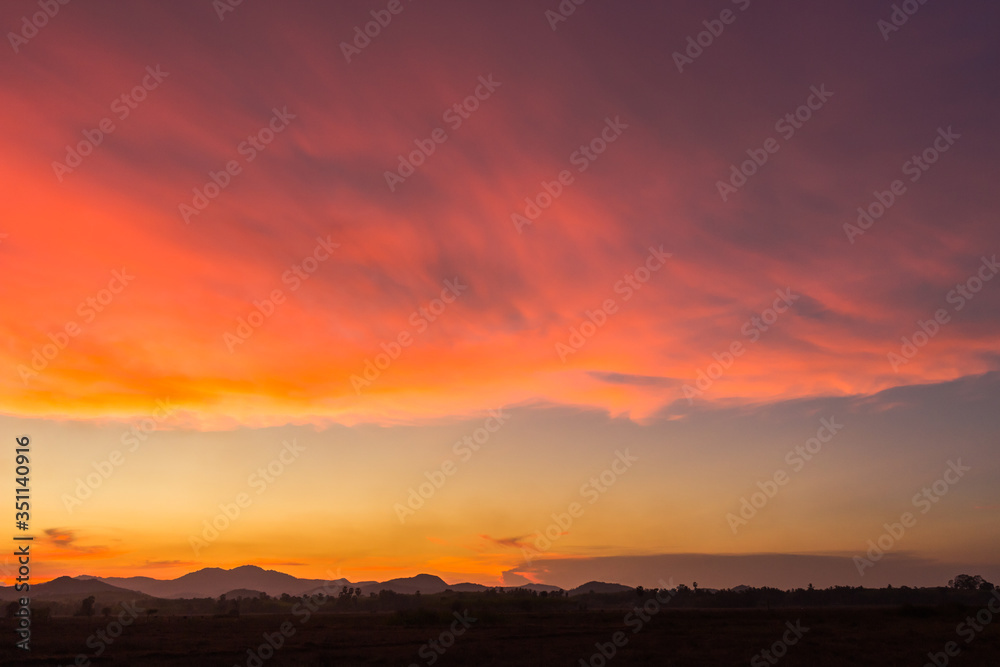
left=2, top=606, right=999, bottom=666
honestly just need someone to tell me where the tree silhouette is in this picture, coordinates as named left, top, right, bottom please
left=948, top=574, right=995, bottom=590
left=76, top=596, right=96, bottom=617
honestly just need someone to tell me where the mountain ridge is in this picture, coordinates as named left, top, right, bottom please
left=3, top=566, right=605, bottom=601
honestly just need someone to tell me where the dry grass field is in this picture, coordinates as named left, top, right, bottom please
left=2, top=605, right=998, bottom=666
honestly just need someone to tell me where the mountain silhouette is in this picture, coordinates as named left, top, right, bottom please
left=90, top=565, right=348, bottom=599
left=1, top=566, right=579, bottom=601
left=567, top=581, right=633, bottom=595
left=2, top=576, right=151, bottom=602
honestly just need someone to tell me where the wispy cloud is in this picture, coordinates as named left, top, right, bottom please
left=44, top=528, right=109, bottom=556
left=479, top=534, right=532, bottom=549
left=588, top=372, right=680, bottom=387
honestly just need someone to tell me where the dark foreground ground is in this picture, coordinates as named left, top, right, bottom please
left=2, top=606, right=998, bottom=666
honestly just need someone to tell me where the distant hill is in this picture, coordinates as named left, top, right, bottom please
left=450, top=582, right=490, bottom=593
left=356, top=576, right=562, bottom=595
left=438, top=582, right=563, bottom=594
left=359, top=574, right=449, bottom=595
left=94, top=565, right=350, bottom=599
left=9, top=566, right=574, bottom=601
left=568, top=581, right=634, bottom=596
left=0, top=576, right=148, bottom=602
left=221, top=589, right=266, bottom=599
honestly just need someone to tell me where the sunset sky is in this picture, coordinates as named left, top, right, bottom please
left=2, top=0, right=998, bottom=590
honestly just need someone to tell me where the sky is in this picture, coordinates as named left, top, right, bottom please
left=1, top=0, right=998, bottom=590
